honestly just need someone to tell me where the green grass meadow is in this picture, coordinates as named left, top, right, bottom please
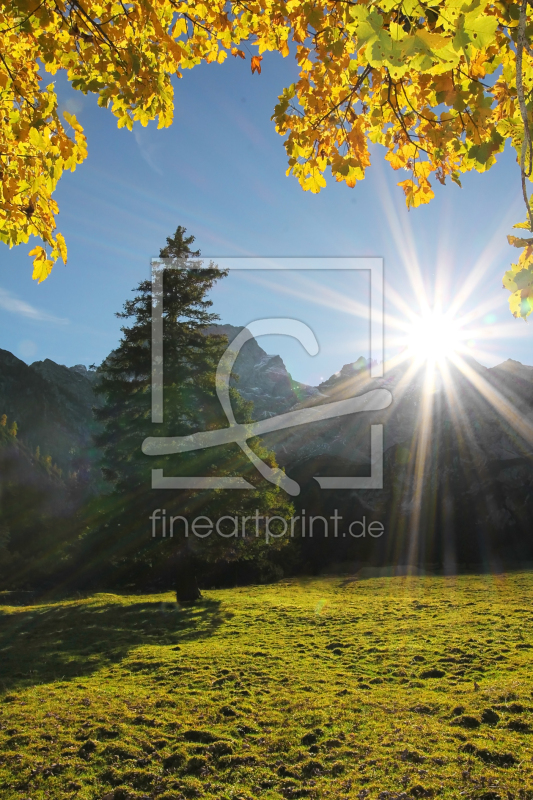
left=1, top=574, right=533, bottom=800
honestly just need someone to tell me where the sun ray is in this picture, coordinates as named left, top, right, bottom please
left=448, top=352, right=533, bottom=450
left=236, top=270, right=373, bottom=321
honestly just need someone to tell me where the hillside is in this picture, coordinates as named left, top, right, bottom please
left=0, top=349, right=100, bottom=480
left=266, top=355, right=533, bottom=570
left=0, top=420, right=79, bottom=589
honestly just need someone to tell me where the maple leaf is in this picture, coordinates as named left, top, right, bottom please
left=29, top=246, right=54, bottom=283
left=251, top=55, right=263, bottom=75
left=232, top=48, right=246, bottom=59
left=508, top=235, right=533, bottom=248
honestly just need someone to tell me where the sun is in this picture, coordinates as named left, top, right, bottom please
left=406, top=310, right=461, bottom=362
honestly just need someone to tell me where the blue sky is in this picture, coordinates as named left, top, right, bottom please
left=0, top=51, right=531, bottom=380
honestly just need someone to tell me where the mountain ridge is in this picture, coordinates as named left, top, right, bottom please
left=2, top=338, right=532, bottom=475
left=1, top=337, right=533, bottom=569
left=0, top=348, right=100, bottom=480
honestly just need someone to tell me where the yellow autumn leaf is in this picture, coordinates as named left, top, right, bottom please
left=171, top=17, right=188, bottom=37
left=508, top=289, right=532, bottom=319
left=29, top=247, right=55, bottom=283
left=302, top=170, right=327, bottom=193
left=508, top=235, right=533, bottom=248
left=56, top=232, right=67, bottom=264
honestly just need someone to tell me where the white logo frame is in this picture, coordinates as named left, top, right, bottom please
left=142, top=257, right=389, bottom=495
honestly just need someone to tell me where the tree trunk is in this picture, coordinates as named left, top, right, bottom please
left=175, top=548, right=201, bottom=602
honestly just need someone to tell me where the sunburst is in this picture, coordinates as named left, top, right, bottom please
left=405, top=310, right=462, bottom=364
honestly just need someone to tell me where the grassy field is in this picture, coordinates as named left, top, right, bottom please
left=1, top=574, right=533, bottom=800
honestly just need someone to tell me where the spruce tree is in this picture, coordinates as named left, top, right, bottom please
left=91, top=226, right=293, bottom=599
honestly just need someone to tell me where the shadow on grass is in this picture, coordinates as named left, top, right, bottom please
left=0, top=595, right=226, bottom=694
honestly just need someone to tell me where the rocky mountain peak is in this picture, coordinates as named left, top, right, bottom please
left=318, top=356, right=378, bottom=395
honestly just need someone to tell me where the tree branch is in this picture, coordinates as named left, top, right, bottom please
left=516, top=0, right=533, bottom=229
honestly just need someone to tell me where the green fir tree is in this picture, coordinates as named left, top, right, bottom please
left=90, top=226, right=293, bottom=599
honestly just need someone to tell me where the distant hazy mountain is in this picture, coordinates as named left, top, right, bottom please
left=2, top=336, right=532, bottom=481
left=264, top=353, right=533, bottom=569
left=1, top=333, right=532, bottom=568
